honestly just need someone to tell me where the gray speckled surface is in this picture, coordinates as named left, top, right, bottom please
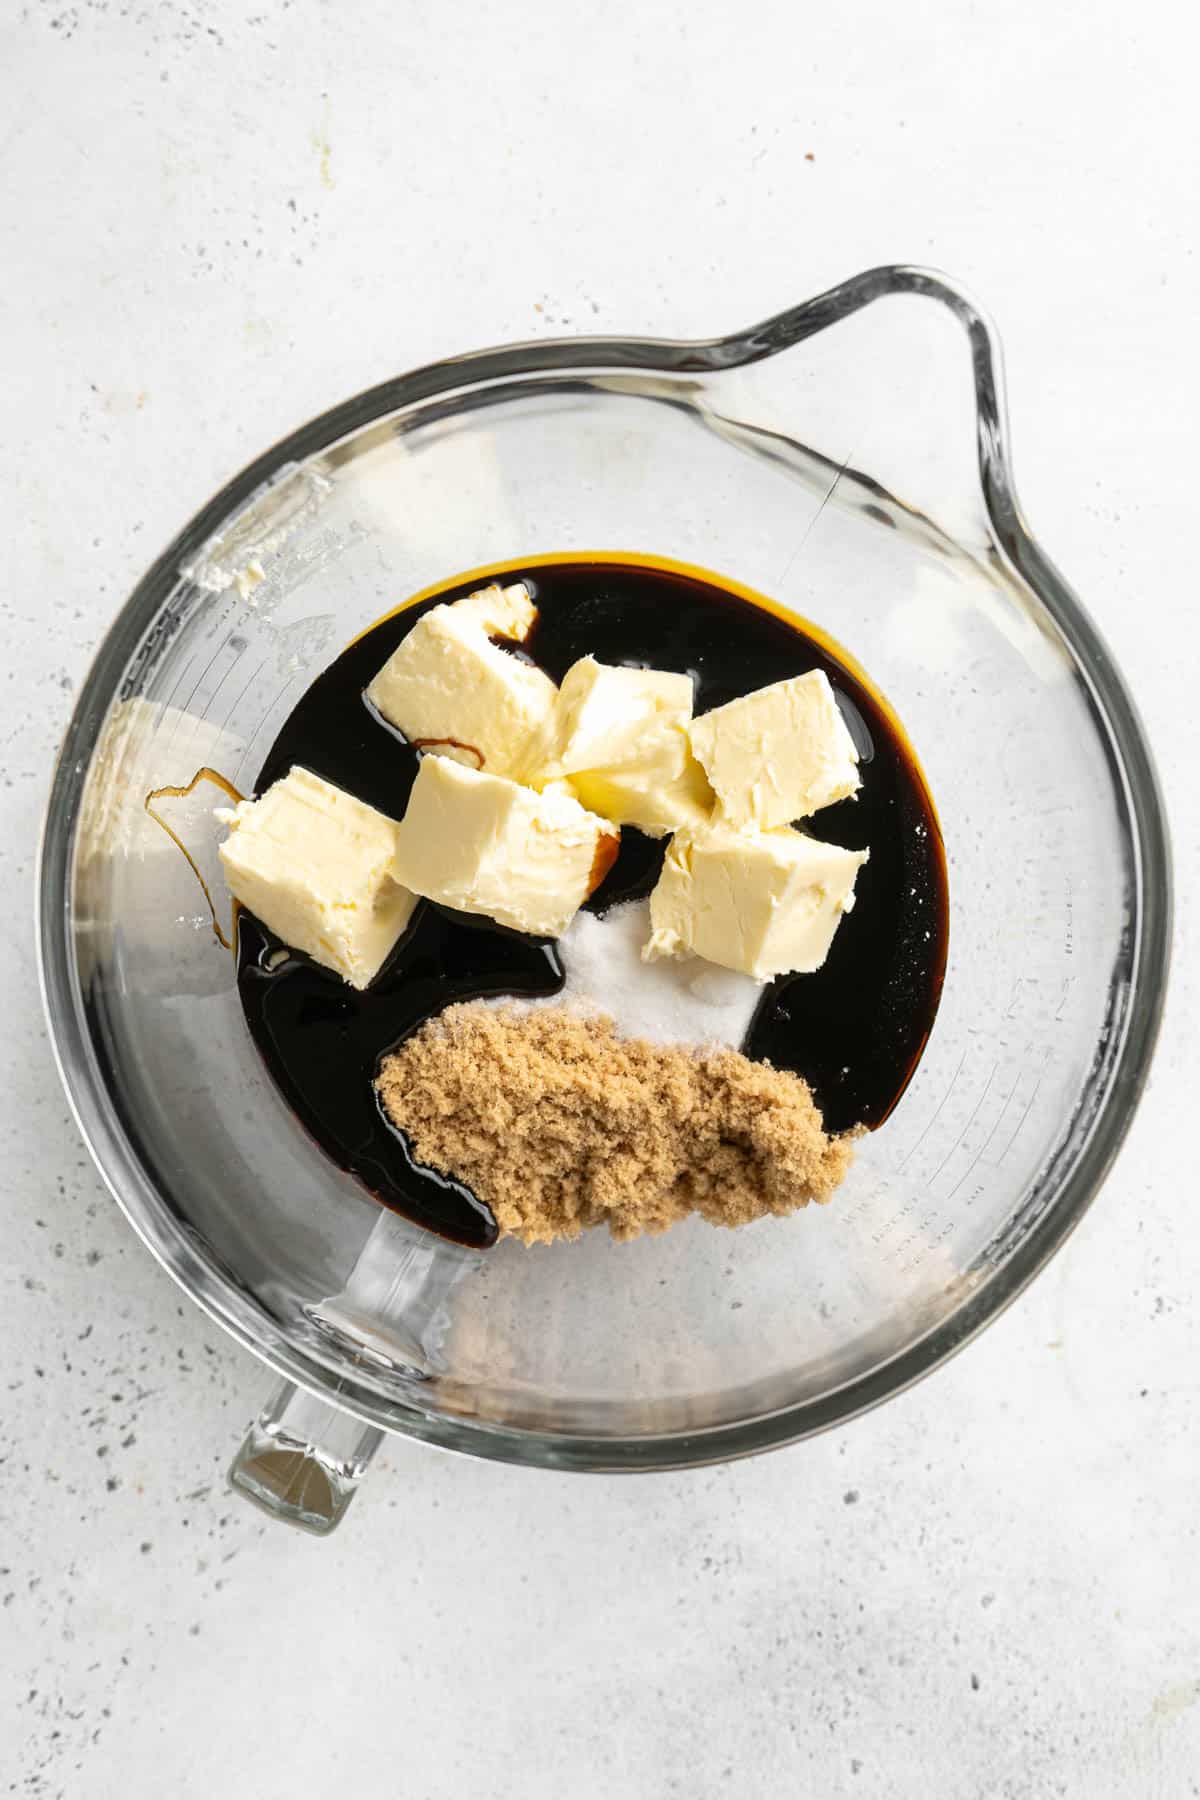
left=3, top=3, right=1197, bottom=1794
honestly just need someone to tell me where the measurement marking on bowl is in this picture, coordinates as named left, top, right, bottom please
left=1004, top=977, right=1030, bottom=1021
left=987, top=1052, right=1050, bottom=1168
left=179, top=630, right=240, bottom=720
left=946, top=1088, right=1017, bottom=1201
left=153, top=649, right=239, bottom=777
left=925, top=1061, right=999, bottom=1187
left=968, top=1066, right=1027, bottom=1171
left=233, top=669, right=311, bottom=786
left=192, top=640, right=262, bottom=740
left=154, top=635, right=239, bottom=767
left=141, top=709, right=217, bottom=785
left=217, top=656, right=271, bottom=735
left=157, top=644, right=197, bottom=710
left=896, top=1048, right=968, bottom=1171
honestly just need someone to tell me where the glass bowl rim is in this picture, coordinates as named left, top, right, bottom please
left=36, top=264, right=1173, bottom=1472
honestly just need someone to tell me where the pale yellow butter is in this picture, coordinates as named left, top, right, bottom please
left=688, top=669, right=860, bottom=830
left=217, top=767, right=417, bottom=989
left=391, top=755, right=618, bottom=939
left=644, top=821, right=868, bottom=980
left=538, top=655, right=713, bottom=835
left=365, top=583, right=558, bottom=781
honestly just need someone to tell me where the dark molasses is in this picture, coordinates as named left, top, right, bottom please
left=236, top=556, right=948, bottom=1248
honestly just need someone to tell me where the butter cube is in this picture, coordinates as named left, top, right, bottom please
left=217, top=767, right=417, bottom=988
left=365, top=582, right=558, bottom=781
left=391, top=755, right=619, bottom=938
left=645, top=822, right=868, bottom=980
left=539, top=656, right=713, bottom=836
left=688, top=669, right=860, bottom=830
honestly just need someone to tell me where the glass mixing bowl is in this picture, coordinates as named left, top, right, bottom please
left=38, top=266, right=1171, bottom=1533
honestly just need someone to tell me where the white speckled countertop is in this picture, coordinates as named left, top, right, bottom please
left=3, top=4, right=1197, bottom=1794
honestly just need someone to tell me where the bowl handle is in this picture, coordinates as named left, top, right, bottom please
left=228, top=1378, right=382, bottom=1535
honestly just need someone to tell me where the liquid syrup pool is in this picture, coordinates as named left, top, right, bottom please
left=236, top=555, right=949, bottom=1248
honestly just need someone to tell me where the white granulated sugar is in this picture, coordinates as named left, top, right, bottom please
left=493, top=898, right=763, bottom=1050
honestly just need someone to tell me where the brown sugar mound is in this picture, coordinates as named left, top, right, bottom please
left=375, top=1003, right=854, bottom=1246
